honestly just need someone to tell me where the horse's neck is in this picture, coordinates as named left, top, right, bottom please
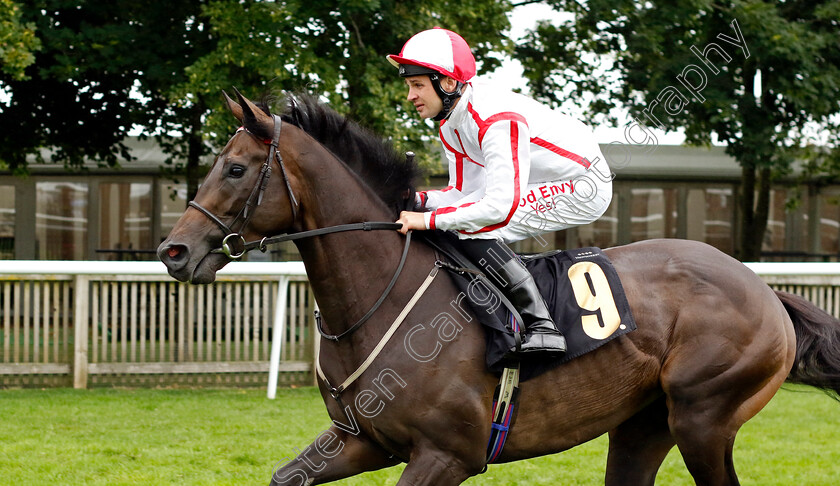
left=292, top=152, right=409, bottom=339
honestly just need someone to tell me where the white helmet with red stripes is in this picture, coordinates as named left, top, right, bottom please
left=387, top=27, right=476, bottom=83
left=387, top=28, right=476, bottom=120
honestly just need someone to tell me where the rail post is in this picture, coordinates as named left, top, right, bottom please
left=267, top=276, right=289, bottom=399
left=73, top=275, right=90, bottom=389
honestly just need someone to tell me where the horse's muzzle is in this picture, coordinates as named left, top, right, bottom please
left=157, top=242, right=191, bottom=281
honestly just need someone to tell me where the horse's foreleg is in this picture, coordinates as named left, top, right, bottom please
left=605, top=396, right=675, bottom=486
left=268, top=425, right=398, bottom=485
left=395, top=448, right=479, bottom=486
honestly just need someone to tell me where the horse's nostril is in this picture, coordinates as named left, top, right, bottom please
left=162, top=244, right=188, bottom=263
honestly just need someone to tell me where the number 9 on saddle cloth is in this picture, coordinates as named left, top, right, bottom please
left=420, top=231, right=637, bottom=381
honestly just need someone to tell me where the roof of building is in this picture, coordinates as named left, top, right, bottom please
left=609, top=143, right=741, bottom=180
left=11, top=137, right=755, bottom=181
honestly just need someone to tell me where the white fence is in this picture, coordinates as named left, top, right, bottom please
left=745, top=262, right=840, bottom=317
left=0, top=261, right=312, bottom=395
left=1, top=260, right=840, bottom=393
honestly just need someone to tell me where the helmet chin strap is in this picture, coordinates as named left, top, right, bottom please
left=428, top=73, right=464, bottom=121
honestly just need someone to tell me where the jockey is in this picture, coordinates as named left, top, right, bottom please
left=389, top=28, right=612, bottom=357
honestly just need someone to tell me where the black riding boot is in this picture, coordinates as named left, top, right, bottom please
left=459, top=238, right=567, bottom=358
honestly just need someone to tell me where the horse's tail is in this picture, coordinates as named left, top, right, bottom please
left=776, top=290, right=840, bottom=400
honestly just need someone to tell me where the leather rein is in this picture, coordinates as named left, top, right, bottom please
left=187, top=114, right=408, bottom=341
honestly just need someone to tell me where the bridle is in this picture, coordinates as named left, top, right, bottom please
left=187, top=109, right=444, bottom=419
left=188, top=114, right=298, bottom=259
left=186, top=113, right=408, bottom=341
left=189, top=113, right=404, bottom=259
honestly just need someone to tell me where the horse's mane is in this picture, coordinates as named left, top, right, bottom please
left=269, top=93, right=420, bottom=217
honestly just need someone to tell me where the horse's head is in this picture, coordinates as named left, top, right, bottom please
left=159, top=89, right=420, bottom=284
left=157, top=90, right=299, bottom=283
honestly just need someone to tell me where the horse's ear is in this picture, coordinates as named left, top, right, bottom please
left=222, top=90, right=244, bottom=123
left=233, top=87, right=274, bottom=140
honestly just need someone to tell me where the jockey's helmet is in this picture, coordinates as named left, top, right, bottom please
left=387, top=28, right=476, bottom=121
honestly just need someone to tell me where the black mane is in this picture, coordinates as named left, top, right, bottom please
left=274, top=93, right=419, bottom=217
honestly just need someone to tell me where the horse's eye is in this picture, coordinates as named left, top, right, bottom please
left=229, top=164, right=246, bottom=178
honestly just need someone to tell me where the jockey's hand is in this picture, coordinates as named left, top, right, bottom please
left=396, top=211, right=427, bottom=235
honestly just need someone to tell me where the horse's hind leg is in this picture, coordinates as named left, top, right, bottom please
left=666, top=394, right=742, bottom=486
left=605, top=396, right=675, bottom=486
left=662, top=324, right=790, bottom=485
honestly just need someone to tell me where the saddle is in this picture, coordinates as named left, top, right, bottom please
left=419, top=231, right=636, bottom=381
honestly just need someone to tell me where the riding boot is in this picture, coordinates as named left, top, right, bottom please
left=458, top=238, right=566, bottom=358
left=495, top=258, right=567, bottom=357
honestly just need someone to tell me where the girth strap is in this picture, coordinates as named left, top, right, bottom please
left=486, top=362, right=521, bottom=464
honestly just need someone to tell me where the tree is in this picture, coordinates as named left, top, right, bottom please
left=171, top=0, right=513, bottom=190
left=514, top=0, right=840, bottom=261
left=0, top=1, right=213, bottom=177
left=2, top=0, right=512, bottom=202
left=0, top=0, right=41, bottom=81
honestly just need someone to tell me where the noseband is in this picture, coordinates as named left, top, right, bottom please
left=188, top=114, right=298, bottom=259
left=185, top=110, right=414, bottom=343
left=186, top=113, right=403, bottom=262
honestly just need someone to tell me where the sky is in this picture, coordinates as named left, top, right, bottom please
left=9, top=5, right=832, bottom=148
left=479, top=3, right=688, bottom=146
left=486, top=3, right=840, bottom=149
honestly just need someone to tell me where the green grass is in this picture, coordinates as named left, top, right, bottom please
left=0, top=384, right=838, bottom=485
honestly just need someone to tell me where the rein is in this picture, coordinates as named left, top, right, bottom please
left=226, top=221, right=403, bottom=257
left=187, top=113, right=409, bottom=342
left=316, top=230, right=413, bottom=342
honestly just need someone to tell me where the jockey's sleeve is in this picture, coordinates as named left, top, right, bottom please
left=418, top=148, right=464, bottom=210
left=425, top=118, right=530, bottom=234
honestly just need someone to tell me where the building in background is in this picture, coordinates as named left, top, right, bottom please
left=1, top=138, right=837, bottom=262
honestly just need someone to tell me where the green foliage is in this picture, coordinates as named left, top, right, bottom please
left=516, top=0, right=840, bottom=260
left=0, top=1, right=209, bottom=173
left=0, top=0, right=512, bottom=187
left=795, top=143, right=840, bottom=188
left=518, top=0, right=839, bottom=160
left=0, top=0, right=41, bottom=81
left=173, top=0, right=513, bottom=176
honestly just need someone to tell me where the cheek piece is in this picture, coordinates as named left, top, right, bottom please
left=398, top=64, right=464, bottom=122
left=428, top=73, right=464, bottom=122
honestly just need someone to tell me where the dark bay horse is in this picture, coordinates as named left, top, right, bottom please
left=158, top=90, right=840, bottom=486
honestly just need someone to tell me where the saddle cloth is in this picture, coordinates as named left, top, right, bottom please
left=421, top=232, right=637, bottom=381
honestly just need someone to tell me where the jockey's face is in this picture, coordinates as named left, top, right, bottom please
left=405, top=75, right=456, bottom=120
